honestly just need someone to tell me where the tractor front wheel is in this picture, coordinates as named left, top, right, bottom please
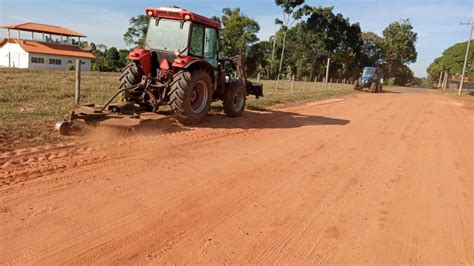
left=169, top=68, right=212, bottom=125
left=369, top=82, right=377, bottom=93
left=223, top=82, right=246, bottom=118
left=353, top=80, right=360, bottom=90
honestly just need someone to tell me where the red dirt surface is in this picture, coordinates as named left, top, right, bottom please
left=0, top=90, right=472, bottom=264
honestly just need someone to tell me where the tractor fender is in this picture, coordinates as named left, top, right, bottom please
left=173, top=57, right=214, bottom=81
left=127, top=48, right=152, bottom=75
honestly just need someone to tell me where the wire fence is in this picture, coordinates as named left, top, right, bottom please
left=249, top=78, right=354, bottom=95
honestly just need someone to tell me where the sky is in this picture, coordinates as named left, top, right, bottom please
left=0, top=0, right=472, bottom=77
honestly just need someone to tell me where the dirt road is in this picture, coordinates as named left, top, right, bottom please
left=1, top=89, right=472, bottom=264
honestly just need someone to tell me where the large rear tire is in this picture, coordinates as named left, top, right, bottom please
left=223, top=82, right=246, bottom=118
left=119, top=62, right=143, bottom=101
left=169, top=68, right=212, bottom=125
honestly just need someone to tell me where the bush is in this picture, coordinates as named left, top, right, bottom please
left=67, top=64, right=75, bottom=71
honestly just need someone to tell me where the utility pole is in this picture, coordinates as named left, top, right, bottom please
left=276, top=30, right=287, bottom=90
left=458, top=22, right=473, bottom=96
left=324, top=57, right=331, bottom=90
left=443, top=71, right=449, bottom=92
left=270, top=35, right=276, bottom=77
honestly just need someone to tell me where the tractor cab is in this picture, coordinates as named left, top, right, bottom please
left=361, top=67, right=377, bottom=84
left=129, top=6, right=221, bottom=76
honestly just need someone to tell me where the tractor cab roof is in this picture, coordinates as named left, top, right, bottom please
left=145, top=7, right=221, bottom=30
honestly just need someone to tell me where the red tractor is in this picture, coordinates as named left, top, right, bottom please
left=56, top=6, right=263, bottom=135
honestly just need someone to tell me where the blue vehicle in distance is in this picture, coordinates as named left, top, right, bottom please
left=353, top=67, right=382, bottom=93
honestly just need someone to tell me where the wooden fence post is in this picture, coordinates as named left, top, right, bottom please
left=324, top=57, right=330, bottom=90
left=291, top=75, right=295, bottom=94
left=75, top=59, right=81, bottom=105
left=257, top=72, right=261, bottom=84
left=313, top=77, right=317, bottom=90
left=275, top=75, right=280, bottom=94
left=303, top=76, right=307, bottom=92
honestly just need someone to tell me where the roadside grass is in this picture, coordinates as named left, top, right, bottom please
left=436, top=87, right=474, bottom=97
left=0, top=68, right=120, bottom=149
left=0, top=68, right=355, bottom=150
left=247, top=79, right=354, bottom=109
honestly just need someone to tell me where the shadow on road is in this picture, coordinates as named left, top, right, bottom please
left=381, top=90, right=401, bottom=94
left=201, top=107, right=351, bottom=129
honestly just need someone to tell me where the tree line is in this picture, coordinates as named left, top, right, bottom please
left=427, top=41, right=473, bottom=86
left=236, top=1, right=418, bottom=85
left=93, top=0, right=418, bottom=86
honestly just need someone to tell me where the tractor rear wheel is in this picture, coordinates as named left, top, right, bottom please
left=223, top=82, right=246, bottom=118
left=369, top=82, right=377, bottom=93
left=119, top=62, right=143, bottom=101
left=169, top=68, right=212, bottom=125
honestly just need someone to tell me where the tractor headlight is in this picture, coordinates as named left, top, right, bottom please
left=147, top=10, right=154, bottom=16
left=184, top=14, right=191, bottom=20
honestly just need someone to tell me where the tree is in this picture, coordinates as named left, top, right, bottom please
left=245, top=41, right=272, bottom=77
left=427, top=41, right=474, bottom=85
left=118, top=49, right=131, bottom=69
left=382, top=19, right=417, bottom=85
left=274, top=0, right=305, bottom=80
left=89, top=42, right=97, bottom=51
left=91, top=50, right=106, bottom=72
left=123, top=15, right=150, bottom=47
left=219, top=8, right=260, bottom=57
left=360, top=32, right=384, bottom=67
left=278, top=6, right=363, bottom=80
left=105, top=47, right=121, bottom=70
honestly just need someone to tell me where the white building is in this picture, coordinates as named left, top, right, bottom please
left=0, top=22, right=94, bottom=71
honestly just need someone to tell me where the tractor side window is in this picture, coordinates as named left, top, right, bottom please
left=204, top=28, right=217, bottom=59
left=190, top=24, right=204, bottom=57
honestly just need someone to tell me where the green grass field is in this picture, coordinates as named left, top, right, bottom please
left=0, top=68, right=357, bottom=150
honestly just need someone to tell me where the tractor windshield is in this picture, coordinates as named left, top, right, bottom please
left=145, top=18, right=190, bottom=52
left=363, top=68, right=376, bottom=77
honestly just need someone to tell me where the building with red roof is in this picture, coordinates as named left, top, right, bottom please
left=0, top=22, right=94, bottom=71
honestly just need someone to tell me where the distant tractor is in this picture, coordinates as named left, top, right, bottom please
left=353, top=67, right=383, bottom=93
left=56, top=6, right=263, bottom=135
